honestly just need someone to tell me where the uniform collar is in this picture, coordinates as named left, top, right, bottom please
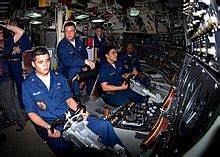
left=30, top=70, right=58, bottom=91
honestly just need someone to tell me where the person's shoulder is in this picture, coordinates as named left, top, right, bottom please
left=58, top=38, right=67, bottom=45
left=75, top=36, right=82, bottom=41
left=51, top=70, right=63, bottom=77
left=75, top=36, right=84, bottom=44
left=23, top=72, right=36, bottom=84
left=5, top=33, right=13, bottom=41
left=99, top=61, right=110, bottom=71
left=118, top=51, right=126, bottom=58
left=116, top=61, right=123, bottom=67
left=51, top=70, right=66, bottom=80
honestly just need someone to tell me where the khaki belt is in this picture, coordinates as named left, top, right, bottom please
left=8, top=58, right=20, bottom=61
left=105, top=91, right=116, bottom=95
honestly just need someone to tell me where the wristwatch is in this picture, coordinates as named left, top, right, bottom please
left=46, top=125, right=51, bottom=130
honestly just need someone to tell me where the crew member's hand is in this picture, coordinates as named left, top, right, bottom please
left=131, top=69, right=138, bottom=76
left=12, top=46, right=21, bottom=55
left=80, top=110, right=89, bottom=121
left=121, top=81, right=128, bottom=90
left=85, top=59, right=95, bottom=69
left=124, top=64, right=128, bottom=69
left=96, top=58, right=100, bottom=63
left=0, top=19, right=9, bottom=28
left=122, top=73, right=130, bottom=79
left=48, top=129, right=61, bottom=138
left=138, top=72, right=145, bottom=80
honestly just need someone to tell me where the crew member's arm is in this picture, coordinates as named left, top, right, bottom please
left=57, top=40, right=95, bottom=69
left=66, top=98, right=89, bottom=120
left=0, top=23, right=24, bottom=43
left=28, top=112, right=61, bottom=138
left=66, top=98, right=78, bottom=111
left=28, top=112, right=51, bottom=130
left=101, top=81, right=128, bottom=92
left=22, top=82, right=60, bottom=138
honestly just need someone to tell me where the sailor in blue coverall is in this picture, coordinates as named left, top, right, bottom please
left=99, top=44, right=142, bottom=106
left=0, top=22, right=26, bottom=131
left=94, top=25, right=106, bottom=65
left=5, top=20, right=32, bottom=109
left=57, top=21, right=95, bottom=99
left=118, top=42, right=150, bottom=88
left=22, top=47, right=123, bottom=155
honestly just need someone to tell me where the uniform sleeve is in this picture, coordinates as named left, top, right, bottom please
left=134, top=55, right=143, bottom=72
left=81, top=40, right=88, bottom=59
left=19, top=35, right=32, bottom=53
left=4, top=34, right=14, bottom=55
left=94, top=36, right=99, bottom=48
left=99, top=38, right=106, bottom=59
left=57, top=41, right=85, bottom=67
left=60, top=75, right=72, bottom=101
left=98, top=66, right=108, bottom=83
left=22, top=82, right=37, bottom=113
left=117, top=52, right=125, bottom=65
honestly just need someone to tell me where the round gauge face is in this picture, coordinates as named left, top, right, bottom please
left=178, top=82, right=204, bottom=135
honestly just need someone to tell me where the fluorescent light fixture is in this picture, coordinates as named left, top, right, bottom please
left=129, top=7, right=139, bottom=17
left=91, top=19, right=105, bottom=23
left=192, top=20, right=200, bottom=24
left=29, top=20, right=42, bottom=25
left=199, top=0, right=210, bottom=5
left=27, top=12, right=42, bottom=18
left=75, top=14, right=89, bottom=20
left=192, top=10, right=206, bottom=16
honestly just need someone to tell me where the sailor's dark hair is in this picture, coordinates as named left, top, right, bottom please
left=105, top=44, right=116, bottom=55
left=95, top=25, right=103, bottom=30
left=64, top=21, right=76, bottom=29
left=32, top=47, right=49, bottom=61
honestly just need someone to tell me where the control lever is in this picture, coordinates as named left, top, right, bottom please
left=124, top=74, right=135, bottom=85
left=75, top=104, right=87, bottom=114
left=50, top=105, right=87, bottom=133
left=50, top=119, right=64, bottom=134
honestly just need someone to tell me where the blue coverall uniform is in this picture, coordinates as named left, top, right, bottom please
left=118, top=52, right=150, bottom=88
left=0, top=41, right=26, bottom=127
left=57, top=37, right=93, bottom=96
left=94, top=35, right=106, bottom=65
left=5, top=33, right=32, bottom=108
left=22, top=70, right=123, bottom=155
left=99, top=60, right=137, bottom=106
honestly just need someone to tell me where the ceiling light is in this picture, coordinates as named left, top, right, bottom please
left=193, top=10, right=206, bottom=16
left=129, top=7, right=139, bottom=17
left=199, top=0, right=210, bottom=5
left=91, top=19, right=105, bottom=23
left=75, top=14, right=89, bottom=20
left=29, top=20, right=42, bottom=25
left=27, top=12, right=42, bottom=18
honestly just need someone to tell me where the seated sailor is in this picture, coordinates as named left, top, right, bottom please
left=99, top=44, right=145, bottom=107
left=22, top=47, right=124, bottom=156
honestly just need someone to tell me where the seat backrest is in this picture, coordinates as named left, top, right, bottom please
left=22, top=50, right=33, bottom=78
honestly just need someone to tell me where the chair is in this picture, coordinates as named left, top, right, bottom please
left=22, top=50, right=33, bottom=79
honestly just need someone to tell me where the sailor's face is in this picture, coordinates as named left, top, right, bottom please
left=126, top=43, right=134, bottom=54
left=64, top=26, right=76, bottom=41
left=106, top=48, right=118, bottom=62
left=32, top=54, right=50, bottom=77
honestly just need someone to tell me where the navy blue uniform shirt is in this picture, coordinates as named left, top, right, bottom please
left=57, top=37, right=88, bottom=79
left=5, top=33, right=32, bottom=60
left=94, top=35, right=106, bottom=63
left=118, top=52, right=142, bottom=73
left=22, top=71, right=71, bottom=123
left=99, top=60, right=125, bottom=86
